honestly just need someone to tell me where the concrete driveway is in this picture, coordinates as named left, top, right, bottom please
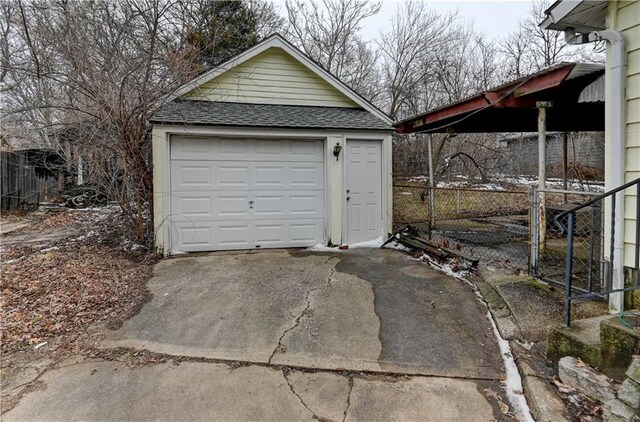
left=5, top=249, right=514, bottom=421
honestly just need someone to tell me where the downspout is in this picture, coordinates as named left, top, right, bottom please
left=565, top=28, right=627, bottom=312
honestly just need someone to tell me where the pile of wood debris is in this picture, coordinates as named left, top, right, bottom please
left=383, top=225, right=478, bottom=278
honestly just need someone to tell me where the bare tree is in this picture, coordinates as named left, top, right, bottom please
left=1, top=0, right=276, bottom=247
left=284, top=0, right=381, bottom=101
left=377, top=1, right=457, bottom=119
left=499, top=0, right=604, bottom=80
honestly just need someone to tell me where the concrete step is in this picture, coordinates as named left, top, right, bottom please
left=547, top=315, right=609, bottom=370
left=600, top=316, right=640, bottom=380
left=547, top=314, right=640, bottom=380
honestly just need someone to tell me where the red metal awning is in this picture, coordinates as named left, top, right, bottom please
left=394, top=62, right=604, bottom=134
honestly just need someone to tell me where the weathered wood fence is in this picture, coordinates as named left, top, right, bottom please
left=1, top=150, right=60, bottom=211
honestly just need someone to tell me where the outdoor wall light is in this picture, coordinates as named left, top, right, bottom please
left=333, top=142, right=342, bottom=161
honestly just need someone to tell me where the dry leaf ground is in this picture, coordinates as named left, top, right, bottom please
left=1, top=206, right=155, bottom=412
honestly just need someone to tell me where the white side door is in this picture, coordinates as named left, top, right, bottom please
left=346, top=140, right=382, bottom=244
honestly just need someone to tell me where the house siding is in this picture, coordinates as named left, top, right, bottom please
left=182, top=47, right=359, bottom=108
left=611, top=0, right=640, bottom=266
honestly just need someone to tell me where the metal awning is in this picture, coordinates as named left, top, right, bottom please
left=540, top=0, right=607, bottom=32
left=394, top=62, right=604, bottom=134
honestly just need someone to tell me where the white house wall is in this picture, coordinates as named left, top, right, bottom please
left=605, top=0, right=640, bottom=267
left=152, top=124, right=392, bottom=255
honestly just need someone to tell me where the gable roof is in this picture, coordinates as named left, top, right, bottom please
left=150, top=100, right=393, bottom=131
left=167, top=33, right=392, bottom=125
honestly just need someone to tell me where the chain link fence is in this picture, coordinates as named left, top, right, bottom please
left=531, top=189, right=603, bottom=293
left=393, top=183, right=531, bottom=270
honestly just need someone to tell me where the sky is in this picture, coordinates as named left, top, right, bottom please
left=273, top=0, right=534, bottom=42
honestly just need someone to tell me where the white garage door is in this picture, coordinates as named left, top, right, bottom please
left=169, top=136, right=324, bottom=252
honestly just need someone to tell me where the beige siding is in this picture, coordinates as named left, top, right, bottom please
left=182, top=47, right=359, bottom=108
left=616, top=0, right=640, bottom=266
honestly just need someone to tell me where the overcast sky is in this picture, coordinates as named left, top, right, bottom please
left=273, top=0, right=534, bottom=42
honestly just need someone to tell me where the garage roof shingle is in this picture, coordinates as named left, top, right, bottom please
left=150, top=100, right=393, bottom=131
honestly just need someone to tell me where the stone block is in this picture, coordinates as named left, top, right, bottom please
left=520, top=361, right=570, bottom=422
left=558, top=356, right=616, bottom=403
left=604, top=399, right=638, bottom=422
left=626, top=357, right=640, bottom=385
left=618, top=379, right=640, bottom=410
left=600, top=319, right=640, bottom=380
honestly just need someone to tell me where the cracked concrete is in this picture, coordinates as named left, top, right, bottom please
left=5, top=248, right=515, bottom=421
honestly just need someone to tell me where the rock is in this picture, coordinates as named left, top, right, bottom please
left=618, top=379, right=640, bottom=409
left=604, top=399, right=638, bottom=422
left=558, top=356, right=616, bottom=403
left=495, top=316, right=521, bottom=340
left=626, top=357, right=640, bottom=385
left=520, top=361, right=569, bottom=422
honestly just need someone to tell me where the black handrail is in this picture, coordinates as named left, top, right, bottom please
left=562, top=178, right=640, bottom=326
left=553, top=177, right=640, bottom=236
left=556, top=177, right=640, bottom=219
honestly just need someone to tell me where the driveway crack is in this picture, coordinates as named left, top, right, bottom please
left=268, top=258, right=338, bottom=364
left=342, top=376, right=354, bottom=422
left=282, top=368, right=318, bottom=419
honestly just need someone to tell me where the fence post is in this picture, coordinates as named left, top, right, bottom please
left=529, top=187, right=539, bottom=277
left=564, top=212, right=576, bottom=327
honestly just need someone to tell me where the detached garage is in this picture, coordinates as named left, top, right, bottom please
left=150, top=34, right=394, bottom=255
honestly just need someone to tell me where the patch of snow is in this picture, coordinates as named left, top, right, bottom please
left=39, top=246, right=59, bottom=253
left=404, top=173, right=604, bottom=193
left=308, top=243, right=340, bottom=252
left=516, top=340, right=536, bottom=351
left=349, top=235, right=385, bottom=249
left=3, top=256, right=25, bottom=265
left=384, top=240, right=412, bottom=253
left=33, top=341, right=48, bottom=350
left=309, top=235, right=387, bottom=251
left=486, top=309, right=534, bottom=422
left=399, top=191, right=413, bottom=196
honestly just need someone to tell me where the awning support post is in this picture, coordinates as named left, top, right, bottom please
left=563, top=131, right=569, bottom=204
left=537, top=101, right=553, bottom=254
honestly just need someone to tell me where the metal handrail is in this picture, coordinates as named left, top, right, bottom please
left=555, top=177, right=640, bottom=220
left=562, top=178, right=640, bottom=326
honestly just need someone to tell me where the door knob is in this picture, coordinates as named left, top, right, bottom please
left=249, top=200, right=254, bottom=209
left=346, top=196, right=351, bottom=201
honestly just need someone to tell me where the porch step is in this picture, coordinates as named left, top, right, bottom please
left=548, top=314, right=640, bottom=380
left=548, top=315, right=608, bottom=370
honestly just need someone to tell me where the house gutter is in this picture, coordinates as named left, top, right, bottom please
left=565, top=27, right=627, bottom=312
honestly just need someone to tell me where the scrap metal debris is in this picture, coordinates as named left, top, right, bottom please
left=382, top=226, right=479, bottom=277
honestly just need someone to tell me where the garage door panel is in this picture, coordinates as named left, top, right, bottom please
left=170, top=219, right=323, bottom=252
left=218, top=224, right=251, bottom=247
left=171, top=137, right=323, bottom=162
left=218, top=165, right=250, bottom=187
left=170, top=191, right=323, bottom=222
left=218, top=195, right=250, bottom=217
left=169, top=137, right=324, bottom=252
left=171, top=161, right=323, bottom=191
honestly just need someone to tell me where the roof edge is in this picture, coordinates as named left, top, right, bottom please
left=164, top=34, right=392, bottom=125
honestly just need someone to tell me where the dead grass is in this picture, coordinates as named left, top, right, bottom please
left=393, top=184, right=529, bottom=225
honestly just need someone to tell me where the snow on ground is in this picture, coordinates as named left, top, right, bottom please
left=406, top=174, right=604, bottom=193
left=309, top=236, right=386, bottom=251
